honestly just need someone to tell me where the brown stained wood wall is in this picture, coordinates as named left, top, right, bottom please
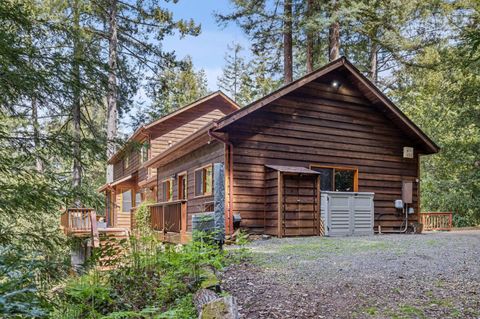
left=264, top=169, right=279, bottom=235
left=149, top=108, right=228, bottom=158
left=226, top=76, right=420, bottom=233
left=156, top=141, right=224, bottom=231
left=113, top=102, right=234, bottom=184
left=110, top=100, right=235, bottom=230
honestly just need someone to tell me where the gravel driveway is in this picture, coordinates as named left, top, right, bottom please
left=222, top=231, right=480, bottom=319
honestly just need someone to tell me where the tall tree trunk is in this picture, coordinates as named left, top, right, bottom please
left=306, top=0, right=314, bottom=73
left=368, top=39, right=378, bottom=83
left=31, top=96, right=44, bottom=173
left=328, top=0, right=340, bottom=61
left=72, top=0, right=82, bottom=200
left=106, top=0, right=118, bottom=183
left=283, top=0, right=293, bottom=84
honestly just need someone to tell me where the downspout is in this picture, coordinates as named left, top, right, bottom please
left=208, top=125, right=234, bottom=235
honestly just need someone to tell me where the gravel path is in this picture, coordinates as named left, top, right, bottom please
left=222, top=231, right=480, bottom=319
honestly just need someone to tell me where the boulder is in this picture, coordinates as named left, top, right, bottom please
left=194, top=288, right=219, bottom=314
left=199, top=296, right=239, bottom=319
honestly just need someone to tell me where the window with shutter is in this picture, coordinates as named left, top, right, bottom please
left=162, top=179, right=173, bottom=201
left=178, top=173, right=187, bottom=200
left=195, top=169, right=203, bottom=196
left=194, top=165, right=213, bottom=197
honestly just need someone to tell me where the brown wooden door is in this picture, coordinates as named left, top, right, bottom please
left=281, top=174, right=321, bottom=237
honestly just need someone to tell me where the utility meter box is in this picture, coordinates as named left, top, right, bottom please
left=402, top=181, right=413, bottom=204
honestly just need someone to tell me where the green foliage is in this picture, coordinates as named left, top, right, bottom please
left=0, top=245, right=68, bottom=318
left=136, top=56, right=209, bottom=127
left=132, top=200, right=155, bottom=236
left=218, top=42, right=280, bottom=106
left=52, top=235, right=230, bottom=318
left=392, top=44, right=480, bottom=225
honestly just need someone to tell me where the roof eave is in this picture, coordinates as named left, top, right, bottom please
left=341, top=61, right=440, bottom=154
left=143, top=122, right=215, bottom=169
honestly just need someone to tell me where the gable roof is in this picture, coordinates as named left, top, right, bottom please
left=214, top=57, right=439, bottom=154
left=108, top=91, right=239, bottom=164
left=144, top=91, right=238, bottom=130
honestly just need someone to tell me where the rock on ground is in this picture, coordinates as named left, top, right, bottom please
left=199, top=296, right=240, bottom=319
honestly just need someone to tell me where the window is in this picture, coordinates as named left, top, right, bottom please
left=135, top=191, right=142, bottom=207
left=124, top=153, right=130, bottom=170
left=140, top=143, right=148, bottom=164
left=162, top=178, right=173, bottom=202
left=195, top=165, right=213, bottom=197
left=121, top=189, right=132, bottom=213
left=311, top=165, right=358, bottom=192
left=178, top=173, right=187, bottom=200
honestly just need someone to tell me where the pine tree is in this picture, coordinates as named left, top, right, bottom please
left=216, top=1, right=301, bottom=83
left=135, top=56, right=209, bottom=125
left=217, top=43, right=247, bottom=103
left=89, top=0, right=201, bottom=181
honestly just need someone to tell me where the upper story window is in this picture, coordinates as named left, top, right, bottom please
left=140, top=143, right=149, bottom=164
left=162, top=178, right=173, bottom=202
left=194, top=165, right=213, bottom=197
left=311, top=165, right=358, bottom=192
left=124, top=153, right=130, bottom=170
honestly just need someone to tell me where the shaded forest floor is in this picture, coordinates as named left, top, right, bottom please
left=222, top=231, right=480, bottom=319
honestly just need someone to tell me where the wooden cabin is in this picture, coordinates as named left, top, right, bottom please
left=143, top=57, right=439, bottom=239
left=95, top=92, right=239, bottom=232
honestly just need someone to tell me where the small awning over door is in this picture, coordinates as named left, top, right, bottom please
left=265, top=165, right=321, bottom=175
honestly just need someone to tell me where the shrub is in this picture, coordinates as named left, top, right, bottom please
left=51, top=233, right=231, bottom=318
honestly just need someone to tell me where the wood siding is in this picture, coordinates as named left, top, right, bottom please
left=108, top=97, right=235, bottom=230
left=150, top=108, right=229, bottom=158
left=225, top=75, right=420, bottom=233
left=113, top=100, right=234, bottom=185
left=156, top=141, right=224, bottom=231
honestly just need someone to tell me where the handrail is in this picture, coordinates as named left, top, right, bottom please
left=61, top=208, right=97, bottom=234
left=421, top=212, right=453, bottom=231
left=149, top=201, right=186, bottom=233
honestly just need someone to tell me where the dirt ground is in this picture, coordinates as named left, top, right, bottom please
left=222, top=231, right=480, bottom=319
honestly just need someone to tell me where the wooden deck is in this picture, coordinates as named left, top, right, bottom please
left=61, top=208, right=129, bottom=238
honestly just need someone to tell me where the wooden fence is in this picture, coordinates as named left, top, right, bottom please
left=149, top=200, right=186, bottom=233
left=421, top=212, right=453, bottom=231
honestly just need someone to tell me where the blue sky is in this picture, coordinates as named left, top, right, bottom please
left=161, top=0, right=250, bottom=90
left=122, top=0, right=250, bottom=134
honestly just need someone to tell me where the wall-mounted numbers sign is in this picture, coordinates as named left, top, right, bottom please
left=403, top=147, right=414, bottom=158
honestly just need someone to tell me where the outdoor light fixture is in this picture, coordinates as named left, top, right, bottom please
left=331, top=80, right=341, bottom=89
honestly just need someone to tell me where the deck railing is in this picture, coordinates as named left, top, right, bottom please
left=421, top=212, right=453, bottom=231
left=149, top=200, right=186, bottom=233
left=60, top=208, right=99, bottom=234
